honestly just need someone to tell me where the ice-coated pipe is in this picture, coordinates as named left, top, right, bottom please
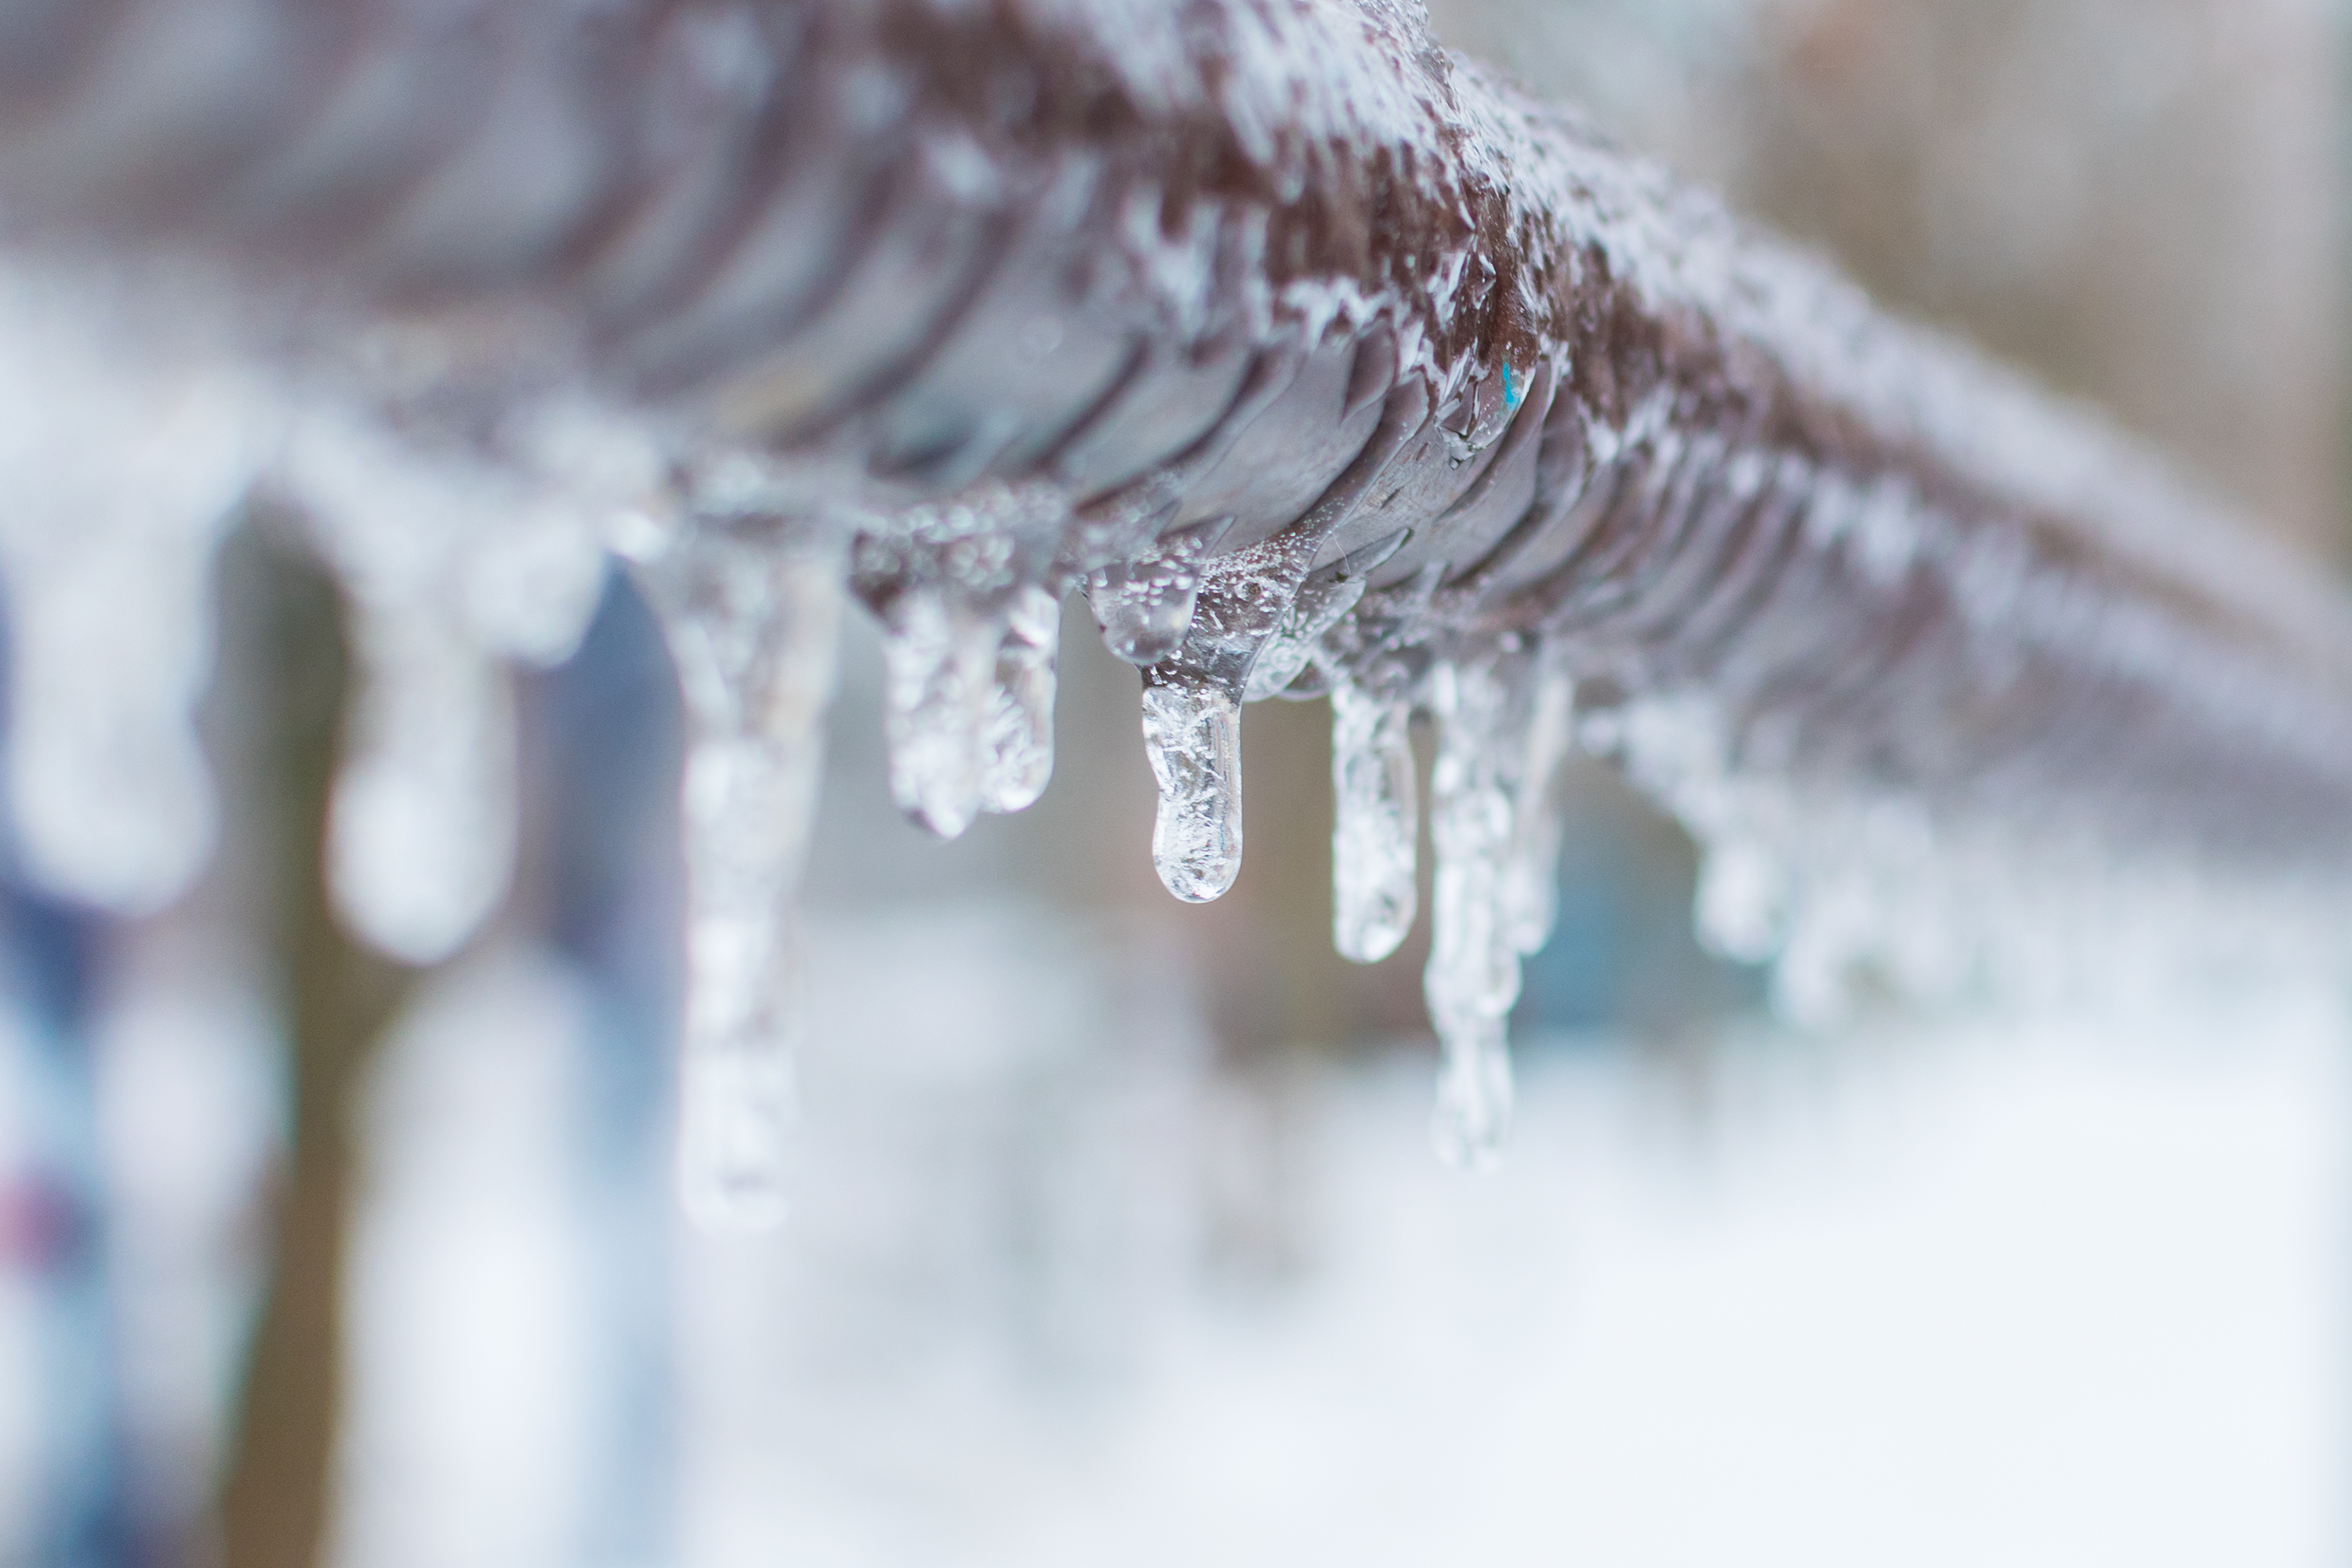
left=5, top=0, right=2352, bottom=875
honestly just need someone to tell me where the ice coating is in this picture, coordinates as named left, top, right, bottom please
left=0, top=267, right=270, bottom=912
left=1330, top=678, right=1418, bottom=963
left=634, top=521, right=843, bottom=1231
left=1084, top=518, right=1229, bottom=666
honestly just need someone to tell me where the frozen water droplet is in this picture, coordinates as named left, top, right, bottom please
left=1085, top=517, right=1229, bottom=666
left=1424, top=655, right=1526, bottom=1170
left=1142, top=675, right=1242, bottom=902
left=1330, top=679, right=1417, bottom=962
left=639, top=524, right=842, bottom=1232
left=881, top=584, right=1000, bottom=839
left=979, top=583, right=1059, bottom=815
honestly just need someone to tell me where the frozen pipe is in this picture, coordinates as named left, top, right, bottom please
left=3, top=0, right=2346, bottom=884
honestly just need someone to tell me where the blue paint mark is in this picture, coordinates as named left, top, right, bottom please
left=1501, top=361, right=1523, bottom=413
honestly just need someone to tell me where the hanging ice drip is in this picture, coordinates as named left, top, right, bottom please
left=629, top=510, right=844, bottom=1231
left=281, top=410, right=615, bottom=965
left=1418, top=638, right=1576, bottom=1169
left=0, top=266, right=274, bottom=914
left=854, top=484, right=1072, bottom=841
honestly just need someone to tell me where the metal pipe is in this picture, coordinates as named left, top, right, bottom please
left=5, top=0, right=2350, bottom=874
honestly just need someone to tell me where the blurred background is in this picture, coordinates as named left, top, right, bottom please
left=5, top=1, right=2350, bottom=1563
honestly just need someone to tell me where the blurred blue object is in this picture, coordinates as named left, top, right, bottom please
left=518, top=568, right=687, bottom=1565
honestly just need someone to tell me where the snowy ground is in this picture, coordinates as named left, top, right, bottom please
left=318, top=913, right=2350, bottom=1566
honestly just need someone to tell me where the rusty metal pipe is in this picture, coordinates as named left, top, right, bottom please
left=5, top=0, right=2351, bottom=876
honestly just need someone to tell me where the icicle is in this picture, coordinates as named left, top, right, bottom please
left=635, top=522, right=842, bottom=1232
left=1424, top=654, right=1529, bottom=1171
left=284, top=412, right=611, bottom=963
left=1133, top=383, right=1430, bottom=903
left=856, top=482, right=1069, bottom=837
left=1142, top=673, right=1243, bottom=902
left=980, top=583, right=1059, bottom=815
left=1330, top=677, right=1418, bottom=962
left=328, top=610, right=517, bottom=964
left=879, top=584, right=999, bottom=839
left=0, top=272, right=270, bottom=912
left=1084, top=516, right=1230, bottom=666
left=1499, top=651, right=1575, bottom=956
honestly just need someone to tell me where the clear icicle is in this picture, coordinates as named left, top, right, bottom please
left=1084, top=517, right=1229, bottom=666
left=1500, top=653, right=1575, bottom=956
left=979, top=583, right=1059, bottom=815
left=1330, top=678, right=1418, bottom=963
left=1424, top=655, right=1526, bottom=1171
left=1142, top=675, right=1243, bottom=902
left=881, top=584, right=1001, bottom=839
left=637, top=524, right=842, bottom=1232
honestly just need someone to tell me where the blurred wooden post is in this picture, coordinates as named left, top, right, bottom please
left=213, top=522, right=416, bottom=1568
